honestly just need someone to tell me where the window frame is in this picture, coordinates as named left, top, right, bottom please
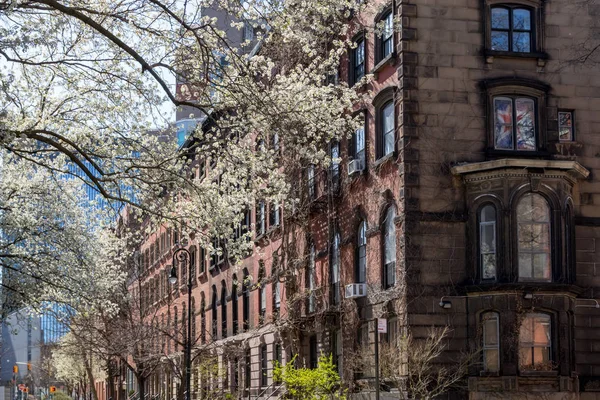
left=375, top=7, right=395, bottom=64
left=349, top=115, right=367, bottom=173
left=558, top=109, right=575, bottom=142
left=515, top=192, right=552, bottom=283
left=484, top=78, right=549, bottom=157
left=483, top=0, right=545, bottom=59
left=382, top=206, right=397, bottom=289
left=481, top=312, right=500, bottom=373
left=350, top=34, right=366, bottom=85
left=518, top=313, right=553, bottom=372
left=330, top=231, right=341, bottom=305
left=356, top=220, right=367, bottom=283
left=378, top=100, right=395, bottom=160
left=490, top=5, right=534, bottom=53
left=478, top=204, right=499, bottom=282
left=492, top=95, right=538, bottom=152
left=260, top=344, right=268, bottom=387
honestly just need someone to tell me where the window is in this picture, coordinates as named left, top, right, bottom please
left=383, top=206, right=396, bottom=289
left=517, top=193, right=551, bottom=282
left=260, top=344, right=268, bottom=387
left=309, top=336, right=318, bottom=369
left=274, top=342, right=282, bottom=366
left=273, top=280, right=281, bottom=316
left=490, top=6, right=532, bottom=53
left=221, top=283, right=228, bottom=339
left=210, top=237, right=224, bottom=269
left=232, top=276, right=239, bottom=335
left=330, top=141, right=340, bottom=191
left=307, top=165, right=316, bottom=200
left=377, top=11, right=394, bottom=61
left=243, top=269, right=250, bottom=331
left=330, top=231, right=341, bottom=305
left=493, top=96, right=536, bottom=151
left=519, top=313, right=552, bottom=370
left=199, top=247, right=206, bottom=274
left=244, top=349, right=251, bottom=389
left=558, top=110, right=574, bottom=142
left=258, top=264, right=267, bottom=323
left=307, top=244, right=316, bottom=313
left=356, top=220, right=367, bottom=283
left=256, top=200, right=266, bottom=236
left=182, top=303, right=187, bottom=343
left=349, top=123, right=366, bottom=172
left=190, top=247, right=196, bottom=281
left=174, top=306, right=178, bottom=350
left=191, top=298, right=196, bottom=340
left=479, top=205, right=497, bottom=281
left=269, top=202, right=280, bottom=227
left=200, top=296, right=206, bottom=344
left=211, top=286, right=218, bottom=338
left=351, top=36, right=365, bottom=84
left=482, top=312, right=500, bottom=373
left=379, top=101, right=395, bottom=159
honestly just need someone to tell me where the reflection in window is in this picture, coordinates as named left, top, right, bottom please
left=351, top=124, right=366, bottom=170
left=480, top=205, right=497, bottom=280
left=517, top=193, right=551, bottom=281
left=482, top=312, right=500, bottom=372
left=519, top=313, right=552, bottom=370
left=380, top=101, right=395, bottom=158
left=383, top=207, right=396, bottom=289
left=356, top=221, right=367, bottom=283
left=353, top=38, right=365, bottom=82
left=494, top=96, right=535, bottom=151
left=491, top=7, right=532, bottom=53
left=558, top=111, right=574, bottom=142
left=380, top=12, right=394, bottom=59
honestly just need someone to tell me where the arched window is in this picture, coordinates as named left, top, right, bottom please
left=479, top=204, right=497, bottom=281
left=482, top=312, right=500, bottom=373
left=258, top=263, right=267, bottom=323
left=221, top=282, right=228, bottom=338
left=232, top=275, right=239, bottom=335
left=211, top=286, right=218, bottom=338
left=243, top=268, right=250, bottom=331
left=383, top=206, right=396, bottom=289
left=517, top=193, right=551, bottom=282
left=330, top=231, right=341, bottom=305
left=200, top=295, right=206, bottom=344
left=356, top=220, right=367, bottom=283
left=519, top=313, right=552, bottom=370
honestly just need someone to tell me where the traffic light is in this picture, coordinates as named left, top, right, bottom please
left=50, top=386, right=56, bottom=393
left=13, top=365, right=18, bottom=374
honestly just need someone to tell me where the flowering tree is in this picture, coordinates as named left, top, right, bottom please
left=0, top=0, right=366, bottom=310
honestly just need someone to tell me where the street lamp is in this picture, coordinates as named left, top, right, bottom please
left=169, top=247, right=192, bottom=400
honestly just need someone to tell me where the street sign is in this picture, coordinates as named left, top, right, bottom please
left=377, top=318, right=387, bottom=333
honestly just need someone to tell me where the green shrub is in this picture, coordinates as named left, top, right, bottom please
left=273, top=354, right=345, bottom=400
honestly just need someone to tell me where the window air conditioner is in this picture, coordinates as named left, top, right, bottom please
left=345, top=283, right=367, bottom=299
left=348, top=159, right=363, bottom=175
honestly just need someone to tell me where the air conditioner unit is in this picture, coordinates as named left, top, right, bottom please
left=348, top=159, right=363, bottom=176
left=345, top=283, right=367, bottom=299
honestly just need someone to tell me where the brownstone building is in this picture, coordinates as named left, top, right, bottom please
left=125, top=0, right=600, bottom=399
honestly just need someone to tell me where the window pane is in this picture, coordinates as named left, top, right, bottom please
left=384, top=208, right=396, bottom=265
left=481, top=205, right=495, bottom=222
left=483, top=318, right=498, bottom=345
left=513, top=9, right=531, bottom=30
left=482, top=254, right=497, bottom=280
left=494, top=98, right=513, bottom=149
left=491, top=31, right=509, bottom=51
left=383, top=13, right=394, bottom=39
left=513, top=32, right=531, bottom=53
left=519, top=254, right=532, bottom=278
left=533, top=253, right=551, bottom=279
left=356, top=127, right=365, bottom=154
left=491, top=7, right=509, bottom=29
left=516, top=98, right=535, bottom=150
left=382, top=102, right=394, bottom=156
left=484, top=349, right=499, bottom=372
left=559, top=111, right=573, bottom=141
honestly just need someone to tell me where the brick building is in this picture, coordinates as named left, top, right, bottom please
left=124, top=0, right=600, bottom=399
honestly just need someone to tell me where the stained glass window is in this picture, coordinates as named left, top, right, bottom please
left=558, top=111, right=574, bottom=141
left=491, top=7, right=532, bottom=53
left=480, top=205, right=497, bottom=280
left=519, top=314, right=552, bottom=370
left=517, top=193, right=551, bottom=282
left=494, top=96, right=536, bottom=151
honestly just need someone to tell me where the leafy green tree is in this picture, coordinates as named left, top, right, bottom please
left=273, top=355, right=345, bottom=400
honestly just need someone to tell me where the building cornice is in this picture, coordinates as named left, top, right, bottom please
left=451, top=158, right=589, bottom=180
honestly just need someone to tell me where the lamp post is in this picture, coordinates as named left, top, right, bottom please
left=169, top=248, right=192, bottom=400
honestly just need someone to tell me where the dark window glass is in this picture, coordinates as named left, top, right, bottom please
left=383, top=207, right=396, bottom=289
left=221, top=284, right=227, bottom=338
left=480, top=205, right=497, bottom=280
left=260, top=345, right=268, bottom=387
left=232, top=278, right=239, bottom=335
left=354, top=38, right=365, bottom=82
left=381, top=12, right=394, bottom=59
left=356, top=221, right=367, bottom=283
left=491, top=7, right=532, bottom=53
left=309, top=336, right=318, bottom=369
left=243, top=270, right=250, bottom=331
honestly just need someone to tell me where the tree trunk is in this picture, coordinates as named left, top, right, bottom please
left=137, top=374, right=145, bottom=400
